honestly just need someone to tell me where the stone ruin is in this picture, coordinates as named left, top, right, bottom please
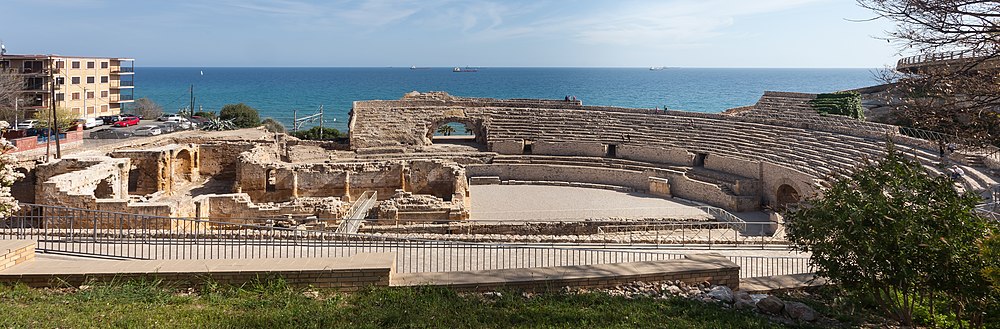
left=15, top=91, right=999, bottom=232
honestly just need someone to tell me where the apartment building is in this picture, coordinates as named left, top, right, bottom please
left=0, top=54, right=134, bottom=119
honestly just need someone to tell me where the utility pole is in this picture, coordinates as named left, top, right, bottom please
left=53, top=67, right=61, bottom=159
left=189, top=84, right=194, bottom=116
left=318, top=105, right=324, bottom=140
left=293, top=109, right=297, bottom=132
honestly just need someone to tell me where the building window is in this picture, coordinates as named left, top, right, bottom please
left=87, top=76, right=95, bottom=84
left=71, top=77, right=80, bottom=84
left=101, top=62, right=108, bottom=69
left=71, top=61, right=80, bottom=69
left=55, top=77, right=65, bottom=85
left=72, top=92, right=80, bottom=100
left=55, top=93, right=65, bottom=102
left=87, top=61, right=95, bottom=69
left=101, top=90, right=108, bottom=98
left=87, top=106, right=95, bottom=114
left=72, top=108, right=81, bottom=114
left=87, top=91, right=95, bottom=99
left=100, top=76, right=108, bottom=83
left=101, top=105, right=109, bottom=113
left=55, top=61, right=64, bottom=69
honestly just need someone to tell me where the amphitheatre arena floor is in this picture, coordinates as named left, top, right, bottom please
left=470, top=185, right=711, bottom=221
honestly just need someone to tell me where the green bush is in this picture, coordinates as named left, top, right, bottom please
left=290, top=126, right=342, bottom=140
left=218, top=103, right=261, bottom=129
left=810, top=92, right=864, bottom=120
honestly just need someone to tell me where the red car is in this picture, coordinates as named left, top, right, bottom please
left=113, top=116, right=140, bottom=127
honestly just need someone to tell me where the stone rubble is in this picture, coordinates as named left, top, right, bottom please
left=495, top=280, right=819, bottom=324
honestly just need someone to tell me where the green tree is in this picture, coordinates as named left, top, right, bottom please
left=786, top=142, right=997, bottom=327
left=436, top=125, right=456, bottom=136
left=35, top=107, right=79, bottom=131
left=290, top=126, right=341, bottom=140
left=261, top=118, right=285, bottom=133
left=130, top=97, right=163, bottom=119
left=219, top=103, right=261, bottom=129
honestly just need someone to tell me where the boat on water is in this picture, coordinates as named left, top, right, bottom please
left=410, top=66, right=430, bottom=70
left=649, top=66, right=666, bottom=71
left=453, top=67, right=478, bottom=72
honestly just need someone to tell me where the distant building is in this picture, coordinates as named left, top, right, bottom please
left=0, top=54, right=134, bottom=119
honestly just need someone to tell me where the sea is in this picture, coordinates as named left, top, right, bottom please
left=132, top=67, right=881, bottom=132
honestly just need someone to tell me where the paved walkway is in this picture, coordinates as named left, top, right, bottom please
left=471, top=185, right=710, bottom=221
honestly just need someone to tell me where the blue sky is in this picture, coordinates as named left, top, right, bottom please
left=1, top=0, right=899, bottom=68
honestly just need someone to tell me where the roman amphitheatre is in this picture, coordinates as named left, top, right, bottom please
left=1, top=69, right=998, bottom=290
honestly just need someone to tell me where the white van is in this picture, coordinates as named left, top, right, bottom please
left=78, top=117, right=101, bottom=129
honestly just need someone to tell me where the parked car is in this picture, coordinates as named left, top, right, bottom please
left=133, top=125, right=162, bottom=136
left=16, top=120, right=38, bottom=130
left=77, top=117, right=101, bottom=130
left=160, top=120, right=191, bottom=131
left=157, top=123, right=176, bottom=133
left=122, top=113, right=141, bottom=120
left=158, top=114, right=183, bottom=121
left=113, top=116, right=140, bottom=127
left=100, top=115, right=122, bottom=125
left=89, top=129, right=133, bottom=139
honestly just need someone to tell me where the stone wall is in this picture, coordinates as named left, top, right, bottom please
left=393, top=253, right=740, bottom=292
left=467, top=164, right=652, bottom=191
left=618, top=145, right=693, bottom=166
left=533, top=141, right=607, bottom=157
left=760, top=163, right=819, bottom=207
left=704, top=155, right=761, bottom=179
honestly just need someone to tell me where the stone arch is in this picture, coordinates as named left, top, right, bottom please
left=174, top=149, right=195, bottom=182
left=775, top=183, right=801, bottom=209
left=424, top=117, right=486, bottom=145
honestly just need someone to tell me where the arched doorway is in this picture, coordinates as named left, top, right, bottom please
left=775, top=184, right=801, bottom=209
left=174, top=149, right=194, bottom=183
left=426, top=118, right=485, bottom=149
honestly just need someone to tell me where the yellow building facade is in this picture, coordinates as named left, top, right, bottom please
left=0, top=54, right=134, bottom=119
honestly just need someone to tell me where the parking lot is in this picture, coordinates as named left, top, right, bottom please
left=87, top=118, right=194, bottom=135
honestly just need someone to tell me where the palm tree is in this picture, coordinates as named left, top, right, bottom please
left=436, top=124, right=456, bottom=136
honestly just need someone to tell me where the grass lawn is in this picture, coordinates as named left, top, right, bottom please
left=0, top=280, right=813, bottom=328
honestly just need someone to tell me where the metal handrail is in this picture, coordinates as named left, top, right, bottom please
left=336, top=191, right=377, bottom=234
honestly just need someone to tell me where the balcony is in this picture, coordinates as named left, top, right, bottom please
left=111, top=67, right=134, bottom=75
left=110, top=94, right=134, bottom=103
left=111, top=80, right=134, bottom=89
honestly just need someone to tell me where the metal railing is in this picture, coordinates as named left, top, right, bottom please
left=0, top=204, right=812, bottom=277
left=336, top=191, right=377, bottom=234
left=697, top=206, right=748, bottom=231
left=897, top=50, right=990, bottom=67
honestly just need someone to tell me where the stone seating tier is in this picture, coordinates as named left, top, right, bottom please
left=350, top=96, right=997, bottom=195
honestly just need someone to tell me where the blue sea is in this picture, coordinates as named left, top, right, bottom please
left=132, top=67, right=880, bottom=132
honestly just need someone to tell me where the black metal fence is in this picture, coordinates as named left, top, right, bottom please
left=0, top=204, right=813, bottom=277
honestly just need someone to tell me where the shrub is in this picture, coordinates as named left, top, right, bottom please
left=290, top=126, right=342, bottom=140
left=261, top=118, right=285, bottom=133
left=786, top=141, right=997, bottom=327
left=809, top=92, right=864, bottom=120
left=200, top=118, right=237, bottom=131
left=218, top=103, right=261, bottom=129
